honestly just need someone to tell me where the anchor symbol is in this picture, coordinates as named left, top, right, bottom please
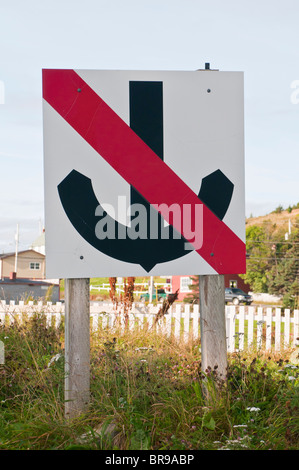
left=58, top=81, right=234, bottom=272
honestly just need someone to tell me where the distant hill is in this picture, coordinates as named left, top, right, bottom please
left=246, top=207, right=299, bottom=237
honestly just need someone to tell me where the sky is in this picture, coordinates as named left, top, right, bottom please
left=0, top=0, right=298, bottom=254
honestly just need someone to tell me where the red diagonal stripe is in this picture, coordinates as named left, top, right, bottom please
left=42, top=69, right=246, bottom=274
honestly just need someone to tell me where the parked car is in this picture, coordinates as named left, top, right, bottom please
left=225, top=288, right=252, bottom=305
left=140, top=288, right=173, bottom=302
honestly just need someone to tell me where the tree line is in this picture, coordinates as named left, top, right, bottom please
left=184, top=214, right=299, bottom=309
left=241, top=217, right=299, bottom=308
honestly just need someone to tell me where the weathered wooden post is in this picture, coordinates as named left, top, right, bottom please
left=199, top=274, right=227, bottom=383
left=197, top=64, right=229, bottom=388
left=64, top=278, right=90, bottom=419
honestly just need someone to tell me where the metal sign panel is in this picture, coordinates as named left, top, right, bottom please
left=42, top=69, right=245, bottom=278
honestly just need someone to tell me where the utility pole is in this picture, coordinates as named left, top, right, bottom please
left=14, top=223, right=19, bottom=275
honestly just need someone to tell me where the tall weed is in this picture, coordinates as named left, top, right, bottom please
left=0, top=318, right=298, bottom=450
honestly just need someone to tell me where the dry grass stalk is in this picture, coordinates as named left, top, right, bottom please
left=154, top=289, right=179, bottom=324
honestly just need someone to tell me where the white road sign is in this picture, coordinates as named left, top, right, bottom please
left=42, top=69, right=245, bottom=278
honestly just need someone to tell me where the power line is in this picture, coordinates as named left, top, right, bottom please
left=246, top=222, right=299, bottom=227
left=248, top=257, right=299, bottom=261
left=247, top=240, right=299, bottom=244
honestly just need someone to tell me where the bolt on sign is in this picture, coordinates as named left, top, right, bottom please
left=42, top=69, right=245, bottom=278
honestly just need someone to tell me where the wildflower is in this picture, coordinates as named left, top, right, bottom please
left=226, top=439, right=245, bottom=444
left=118, top=397, right=127, bottom=408
left=47, top=353, right=62, bottom=368
left=233, top=424, right=247, bottom=428
left=288, top=376, right=296, bottom=381
left=246, top=407, right=260, bottom=412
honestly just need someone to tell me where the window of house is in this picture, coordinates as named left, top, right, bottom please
left=180, top=276, right=192, bottom=292
left=229, top=280, right=237, bottom=288
left=29, top=262, right=40, bottom=270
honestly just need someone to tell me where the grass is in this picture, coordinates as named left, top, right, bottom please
left=0, top=313, right=298, bottom=450
left=60, top=277, right=169, bottom=300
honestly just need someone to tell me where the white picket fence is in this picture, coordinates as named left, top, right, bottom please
left=0, top=300, right=298, bottom=352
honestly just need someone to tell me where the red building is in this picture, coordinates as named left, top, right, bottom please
left=171, top=274, right=250, bottom=302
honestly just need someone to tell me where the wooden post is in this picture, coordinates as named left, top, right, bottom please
left=197, top=64, right=228, bottom=383
left=149, top=276, right=154, bottom=302
left=64, top=278, right=90, bottom=419
left=199, top=275, right=227, bottom=382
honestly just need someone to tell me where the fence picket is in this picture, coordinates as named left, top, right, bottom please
left=109, top=313, right=116, bottom=329
left=0, top=301, right=298, bottom=353
left=136, top=313, right=144, bottom=330
left=54, top=312, right=61, bottom=328
left=183, top=304, right=190, bottom=343
left=257, top=307, right=263, bottom=350
left=226, top=306, right=235, bottom=353
left=165, top=310, right=172, bottom=338
left=225, top=309, right=229, bottom=349
left=147, top=313, right=154, bottom=331
left=265, top=308, right=273, bottom=350
left=238, top=306, right=245, bottom=351
left=192, top=305, right=199, bottom=341
left=102, top=314, right=108, bottom=329
left=275, top=308, right=281, bottom=351
left=231, top=306, right=236, bottom=352
left=91, top=313, right=96, bottom=331
left=0, top=312, right=5, bottom=325
left=174, top=304, right=181, bottom=340
left=248, top=306, right=254, bottom=348
left=284, top=309, right=290, bottom=348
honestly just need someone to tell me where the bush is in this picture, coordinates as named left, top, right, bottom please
left=273, top=205, right=284, bottom=214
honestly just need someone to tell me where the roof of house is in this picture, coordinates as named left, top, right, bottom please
left=0, top=249, right=45, bottom=260
left=30, top=231, right=45, bottom=248
left=0, top=277, right=55, bottom=286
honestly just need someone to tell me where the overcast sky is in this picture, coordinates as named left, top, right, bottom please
left=0, top=0, right=298, bottom=253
